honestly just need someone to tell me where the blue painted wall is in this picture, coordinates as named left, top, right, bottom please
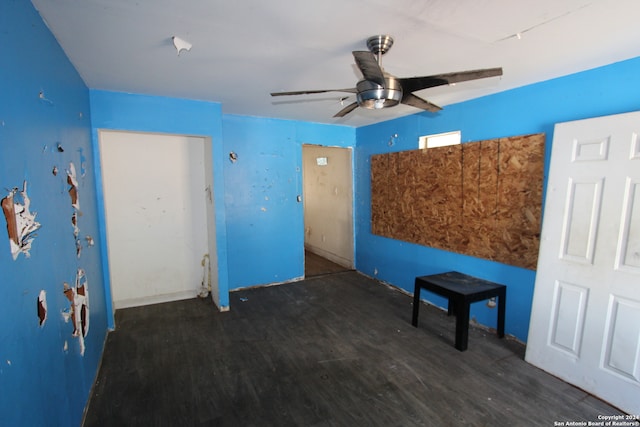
left=89, top=90, right=230, bottom=311
left=355, top=56, right=640, bottom=342
left=222, top=115, right=355, bottom=289
left=6, top=2, right=640, bottom=423
left=0, top=1, right=108, bottom=425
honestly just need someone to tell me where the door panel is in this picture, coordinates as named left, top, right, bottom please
left=526, top=110, right=640, bottom=414
left=617, top=179, right=640, bottom=270
left=549, top=281, right=589, bottom=356
left=560, top=178, right=603, bottom=263
left=603, top=296, right=640, bottom=381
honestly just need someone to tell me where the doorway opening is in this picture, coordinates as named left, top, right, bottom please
left=301, top=144, right=354, bottom=277
left=98, top=130, right=219, bottom=311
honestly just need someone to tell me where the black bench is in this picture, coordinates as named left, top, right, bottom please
left=412, top=271, right=506, bottom=351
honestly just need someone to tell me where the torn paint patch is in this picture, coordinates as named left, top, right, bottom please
left=62, top=269, right=89, bottom=355
left=52, top=166, right=58, bottom=176
left=205, top=184, right=212, bottom=203
left=85, top=235, right=94, bottom=246
left=1, top=192, right=18, bottom=251
left=75, top=269, right=89, bottom=337
left=39, top=90, right=53, bottom=105
left=1, top=181, right=41, bottom=260
left=61, top=307, right=71, bottom=323
left=78, top=148, right=87, bottom=177
left=198, top=254, right=210, bottom=298
left=71, top=212, right=79, bottom=238
left=37, top=290, right=47, bottom=326
left=66, top=162, right=80, bottom=211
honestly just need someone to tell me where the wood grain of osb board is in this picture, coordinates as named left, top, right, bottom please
left=371, top=133, right=544, bottom=270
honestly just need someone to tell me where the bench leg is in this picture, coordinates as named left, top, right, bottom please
left=497, top=290, right=506, bottom=338
left=454, top=301, right=470, bottom=351
left=411, top=284, right=421, bottom=327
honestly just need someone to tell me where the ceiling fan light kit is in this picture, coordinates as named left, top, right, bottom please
left=356, top=78, right=402, bottom=110
left=271, top=35, right=503, bottom=118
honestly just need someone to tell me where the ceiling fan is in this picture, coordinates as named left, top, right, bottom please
left=271, top=35, right=503, bottom=117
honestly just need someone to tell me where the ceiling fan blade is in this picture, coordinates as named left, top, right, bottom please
left=401, top=93, right=441, bottom=113
left=352, top=51, right=386, bottom=87
left=333, top=101, right=359, bottom=117
left=399, top=67, right=503, bottom=93
left=271, top=88, right=356, bottom=96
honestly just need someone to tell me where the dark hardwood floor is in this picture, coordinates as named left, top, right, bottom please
left=305, top=250, right=351, bottom=277
left=84, top=271, right=622, bottom=426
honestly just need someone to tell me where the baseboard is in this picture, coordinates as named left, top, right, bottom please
left=113, top=290, right=198, bottom=310
left=304, top=245, right=353, bottom=268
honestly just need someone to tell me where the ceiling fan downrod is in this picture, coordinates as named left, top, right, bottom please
left=366, top=35, right=394, bottom=64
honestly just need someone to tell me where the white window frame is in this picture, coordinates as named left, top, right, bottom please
left=418, top=131, right=461, bottom=149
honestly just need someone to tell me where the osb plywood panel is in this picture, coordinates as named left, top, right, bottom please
left=371, top=133, right=544, bottom=270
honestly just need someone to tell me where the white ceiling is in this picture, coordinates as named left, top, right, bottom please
left=32, top=0, right=640, bottom=127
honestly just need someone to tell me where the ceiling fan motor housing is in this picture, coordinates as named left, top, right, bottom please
left=356, top=77, right=403, bottom=109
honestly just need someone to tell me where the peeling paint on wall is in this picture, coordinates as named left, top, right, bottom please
left=78, top=148, right=87, bottom=177
left=67, top=162, right=84, bottom=258
left=38, top=90, right=54, bottom=105
left=71, top=212, right=79, bottom=238
left=62, top=269, right=89, bottom=355
left=205, top=184, right=213, bottom=203
left=66, top=162, right=80, bottom=211
left=198, top=254, right=210, bottom=298
left=37, top=290, right=47, bottom=326
left=1, top=181, right=41, bottom=260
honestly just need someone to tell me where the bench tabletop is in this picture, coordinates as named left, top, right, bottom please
left=416, top=271, right=505, bottom=296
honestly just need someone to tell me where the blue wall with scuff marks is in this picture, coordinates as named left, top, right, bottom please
left=0, top=1, right=108, bottom=425
left=5, top=1, right=640, bottom=423
left=89, top=90, right=230, bottom=311
left=222, top=114, right=355, bottom=289
left=354, top=56, right=640, bottom=342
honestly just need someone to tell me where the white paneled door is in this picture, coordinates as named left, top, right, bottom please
left=526, top=111, right=640, bottom=413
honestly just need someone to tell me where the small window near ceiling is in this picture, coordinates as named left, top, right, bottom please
left=418, top=131, right=461, bottom=149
